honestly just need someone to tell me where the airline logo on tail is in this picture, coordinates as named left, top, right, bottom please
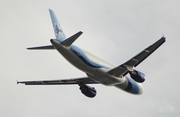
left=54, top=23, right=62, bottom=35
left=49, top=9, right=66, bottom=42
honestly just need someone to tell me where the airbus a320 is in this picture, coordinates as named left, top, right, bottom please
left=18, top=9, right=166, bottom=98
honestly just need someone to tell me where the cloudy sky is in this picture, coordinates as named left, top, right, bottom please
left=0, top=0, right=180, bottom=117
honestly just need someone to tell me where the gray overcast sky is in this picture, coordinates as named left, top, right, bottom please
left=0, top=0, right=180, bottom=117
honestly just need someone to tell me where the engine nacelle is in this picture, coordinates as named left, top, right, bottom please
left=79, top=84, right=97, bottom=98
left=129, top=70, right=146, bottom=83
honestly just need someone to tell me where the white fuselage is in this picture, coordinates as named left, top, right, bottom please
left=50, top=39, right=143, bottom=95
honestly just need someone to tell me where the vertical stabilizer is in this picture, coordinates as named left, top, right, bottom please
left=49, top=9, right=66, bottom=42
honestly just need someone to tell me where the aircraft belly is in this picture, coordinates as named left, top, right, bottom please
left=51, top=39, right=142, bottom=95
left=87, top=69, right=125, bottom=86
left=54, top=45, right=96, bottom=75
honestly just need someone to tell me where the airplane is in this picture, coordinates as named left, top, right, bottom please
left=17, top=9, right=166, bottom=98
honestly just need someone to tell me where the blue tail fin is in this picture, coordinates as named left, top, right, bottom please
left=49, top=9, right=66, bottom=42
left=27, top=9, right=83, bottom=50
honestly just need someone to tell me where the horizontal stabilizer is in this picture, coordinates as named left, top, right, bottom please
left=61, top=31, right=83, bottom=46
left=27, top=45, right=54, bottom=50
left=27, top=31, right=82, bottom=50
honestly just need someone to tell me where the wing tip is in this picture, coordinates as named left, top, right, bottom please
left=16, top=80, right=19, bottom=84
left=79, top=31, right=83, bottom=34
left=16, top=80, right=25, bottom=85
left=161, top=34, right=166, bottom=42
left=26, top=47, right=34, bottom=50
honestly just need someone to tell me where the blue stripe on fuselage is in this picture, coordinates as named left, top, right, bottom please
left=70, top=45, right=106, bottom=68
left=69, top=43, right=140, bottom=94
left=124, top=77, right=139, bottom=94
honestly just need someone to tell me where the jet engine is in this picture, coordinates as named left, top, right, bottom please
left=79, top=84, right=97, bottom=98
left=129, top=70, right=146, bottom=83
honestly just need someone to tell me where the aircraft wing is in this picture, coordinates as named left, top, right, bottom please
left=17, top=77, right=99, bottom=85
left=108, top=36, right=166, bottom=77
